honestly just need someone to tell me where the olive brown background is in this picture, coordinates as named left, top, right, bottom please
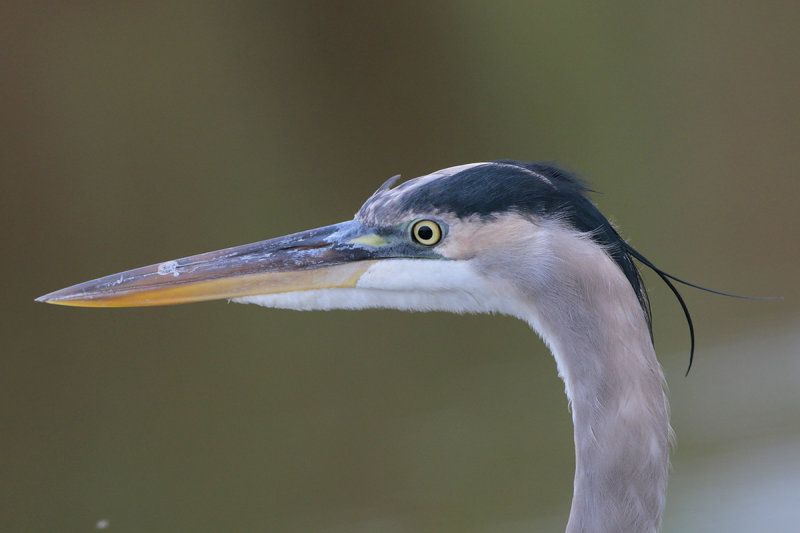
left=2, top=3, right=799, bottom=532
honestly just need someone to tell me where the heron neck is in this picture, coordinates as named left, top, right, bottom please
left=520, top=247, right=670, bottom=532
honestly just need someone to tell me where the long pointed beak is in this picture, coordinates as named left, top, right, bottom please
left=36, top=221, right=385, bottom=308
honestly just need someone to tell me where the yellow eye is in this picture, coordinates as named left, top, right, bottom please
left=411, top=219, right=442, bottom=246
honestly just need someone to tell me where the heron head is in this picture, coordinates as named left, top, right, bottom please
left=37, top=161, right=648, bottom=323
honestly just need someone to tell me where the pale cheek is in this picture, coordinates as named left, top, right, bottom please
left=356, top=259, right=482, bottom=292
left=436, top=238, right=478, bottom=260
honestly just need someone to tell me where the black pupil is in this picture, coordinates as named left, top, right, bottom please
left=417, top=225, right=434, bottom=241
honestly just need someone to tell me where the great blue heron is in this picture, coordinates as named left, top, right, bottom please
left=37, top=160, right=756, bottom=532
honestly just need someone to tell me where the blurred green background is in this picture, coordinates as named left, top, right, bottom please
left=2, top=2, right=798, bottom=532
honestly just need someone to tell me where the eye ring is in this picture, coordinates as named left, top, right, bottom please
left=411, top=219, right=443, bottom=246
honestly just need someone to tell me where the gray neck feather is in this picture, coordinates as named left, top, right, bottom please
left=542, top=299, right=669, bottom=533
left=484, top=224, right=671, bottom=532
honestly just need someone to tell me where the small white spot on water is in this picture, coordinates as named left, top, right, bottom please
left=96, top=519, right=109, bottom=529
left=157, top=260, right=180, bottom=277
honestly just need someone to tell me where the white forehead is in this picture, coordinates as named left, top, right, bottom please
left=373, top=160, right=556, bottom=200
left=393, top=162, right=489, bottom=194
left=355, top=160, right=559, bottom=225
left=356, top=162, right=489, bottom=224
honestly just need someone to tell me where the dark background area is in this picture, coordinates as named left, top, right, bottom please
left=2, top=3, right=798, bottom=532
